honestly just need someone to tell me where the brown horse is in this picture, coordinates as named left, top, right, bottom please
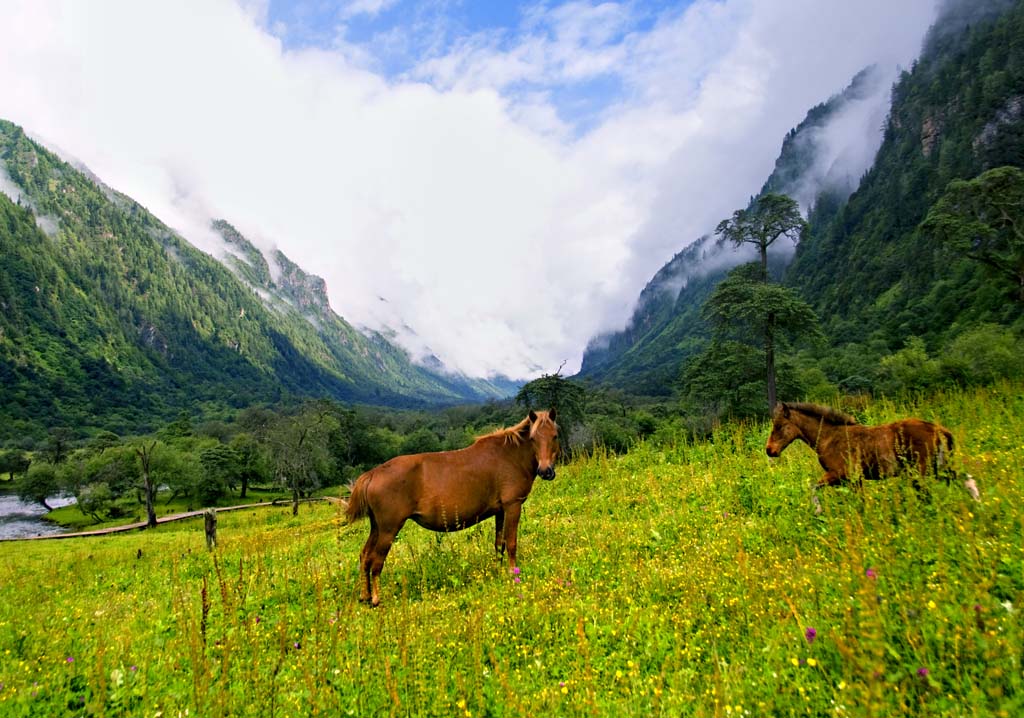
left=765, top=402, right=979, bottom=509
left=346, top=409, right=560, bottom=606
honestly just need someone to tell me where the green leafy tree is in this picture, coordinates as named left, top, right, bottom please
left=940, top=324, right=1024, bottom=386
left=714, top=194, right=810, bottom=409
left=228, top=433, right=269, bottom=498
left=515, top=369, right=586, bottom=430
left=267, top=402, right=338, bottom=516
left=0, top=449, right=31, bottom=482
left=155, top=448, right=204, bottom=508
left=18, top=462, right=60, bottom=511
left=87, top=431, right=121, bottom=454
left=716, top=193, right=807, bottom=281
left=198, top=444, right=243, bottom=505
left=701, top=262, right=822, bottom=410
left=680, top=340, right=766, bottom=425
left=399, top=427, right=442, bottom=455
left=920, top=166, right=1024, bottom=301
left=42, top=427, right=75, bottom=465
left=876, top=337, right=944, bottom=396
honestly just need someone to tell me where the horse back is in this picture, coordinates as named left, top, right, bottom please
left=889, top=418, right=954, bottom=473
left=348, top=442, right=532, bottom=530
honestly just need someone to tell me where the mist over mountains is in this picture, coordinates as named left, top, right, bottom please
left=0, top=121, right=514, bottom=439
left=578, top=0, right=1024, bottom=399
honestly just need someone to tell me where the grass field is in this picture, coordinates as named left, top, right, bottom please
left=1, top=385, right=1021, bottom=717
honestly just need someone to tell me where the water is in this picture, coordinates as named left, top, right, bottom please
left=0, top=493, right=76, bottom=540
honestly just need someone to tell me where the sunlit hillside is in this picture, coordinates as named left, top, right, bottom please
left=1, top=385, right=1020, bottom=717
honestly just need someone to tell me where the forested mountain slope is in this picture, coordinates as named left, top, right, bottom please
left=578, top=66, right=891, bottom=394
left=0, top=122, right=509, bottom=440
left=579, top=0, right=1024, bottom=398
left=788, top=0, right=1024, bottom=351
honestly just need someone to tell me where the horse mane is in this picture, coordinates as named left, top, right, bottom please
left=785, top=402, right=858, bottom=426
left=474, top=412, right=557, bottom=447
left=475, top=417, right=531, bottom=447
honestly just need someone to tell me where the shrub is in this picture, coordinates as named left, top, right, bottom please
left=940, top=324, right=1024, bottom=385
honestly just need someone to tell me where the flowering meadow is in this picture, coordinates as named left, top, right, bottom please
left=0, top=385, right=1021, bottom=717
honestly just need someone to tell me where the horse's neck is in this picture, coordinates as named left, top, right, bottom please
left=484, top=435, right=536, bottom=474
left=793, top=412, right=826, bottom=448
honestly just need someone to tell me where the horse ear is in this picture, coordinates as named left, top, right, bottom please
left=781, top=403, right=790, bottom=418
left=528, top=410, right=538, bottom=423
left=548, top=408, right=557, bottom=422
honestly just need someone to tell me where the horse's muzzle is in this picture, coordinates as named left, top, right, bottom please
left=538, top=467, right=556, bottom=481
left=765, top=446, right=779, bottom=458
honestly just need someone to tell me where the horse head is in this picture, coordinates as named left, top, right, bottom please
left=765, top=402, right=799, bottom=457
left=528, top=409, right=560, bottom=480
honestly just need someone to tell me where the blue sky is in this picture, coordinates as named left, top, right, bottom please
left=262, top=0, right=691, bottom=132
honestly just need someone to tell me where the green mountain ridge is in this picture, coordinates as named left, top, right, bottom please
left=578, top=63, right=889, bottom=393
left=578, top=0, right=1024, bottom=397
left=0, top=123, right=511, bottom=440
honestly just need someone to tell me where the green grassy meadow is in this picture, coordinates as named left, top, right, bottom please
left=1, top=385, right=1022, bottom=717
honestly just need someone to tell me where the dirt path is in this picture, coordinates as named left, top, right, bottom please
left=1, top=497, right=344, bottom=542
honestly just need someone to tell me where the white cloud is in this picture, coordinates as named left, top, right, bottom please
left=340, top=0, right=399, bottom=20
left=0, top=0, right=940, bottom=379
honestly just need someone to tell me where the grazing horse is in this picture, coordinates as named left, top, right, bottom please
left=765, top=402, right=979, bottom=510
left=346, top=409, right=560, bottom=606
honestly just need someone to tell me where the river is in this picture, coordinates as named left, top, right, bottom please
left=0, top=493, right=76, bottom=540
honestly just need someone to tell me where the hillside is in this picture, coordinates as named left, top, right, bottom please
left=788, top=0, right=1024, bottom=351
left=0, top=122, right=510, bottom=440
left=578, top=0, right=1024, bottom=398
left=578, top=66, right=891, bottom=394
left=0, top=384, right=1019, bottom=716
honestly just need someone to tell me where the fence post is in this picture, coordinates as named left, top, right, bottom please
left=204, top=508, right=217, bottom=550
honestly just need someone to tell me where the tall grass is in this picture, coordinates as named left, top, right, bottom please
left=1, top=385, right=1021, bottom=717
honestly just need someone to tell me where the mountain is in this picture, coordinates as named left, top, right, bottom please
left=0, top=121, right=511, bottom=440
left=787, top=0, right=1024, bottom=352
left=579, top=0, right=1024, bottom=398
left=578, top=66, right=895, bottom=394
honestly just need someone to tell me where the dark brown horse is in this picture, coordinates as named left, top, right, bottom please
left=765, top=402, right=979, bottom=509
left=346, top=410, right=560, bottom=606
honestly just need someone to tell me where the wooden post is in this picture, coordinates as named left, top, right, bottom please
left=204, top=508, right=217, bottom=550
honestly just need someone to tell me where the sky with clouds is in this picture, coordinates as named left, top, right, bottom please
left=0, top=0, right=941, bottom=380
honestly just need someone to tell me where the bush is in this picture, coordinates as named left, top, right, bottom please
left=940, top=324, right=1024, bottom=385
left=876, top=337, right=944, bottom=396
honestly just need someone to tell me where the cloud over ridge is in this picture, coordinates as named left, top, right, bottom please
left=0, top=0, right=939, bottom=379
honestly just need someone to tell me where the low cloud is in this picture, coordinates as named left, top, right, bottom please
left=0, top=0, right=939, bottom=379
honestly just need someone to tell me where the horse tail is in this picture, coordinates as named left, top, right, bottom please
left=345, top=472, right=372, bottom=523
left=934, top=425, right=955, bottom=481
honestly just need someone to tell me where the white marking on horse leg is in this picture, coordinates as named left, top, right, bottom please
left=963, top=475, right=980, bottom=502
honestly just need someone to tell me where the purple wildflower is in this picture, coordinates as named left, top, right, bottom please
left=293, top=641, right=301, bottom=650
left=130, top=665, right=138, bottom=672
left=917, top=667, right=929, bottom=677
left=511, top=567, right=521, bottom=575
left=66, top=657, right=73, bottom=664
left=865, top=568, right=877, bottom=580
left=805, top=627, right=817, bottom=644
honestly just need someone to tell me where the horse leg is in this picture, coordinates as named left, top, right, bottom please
left=368, top=521, right=405, bottom=607
left=812, top=471, right=844, bottom=515
left=358, top=515, right=380, bottom=603
left=502, top=504, right=523, bottom=572
left=493, top=510, right=506, bottom=559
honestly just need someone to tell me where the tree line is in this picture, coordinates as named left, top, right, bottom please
left=0, top=381, right=668, bottom=524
